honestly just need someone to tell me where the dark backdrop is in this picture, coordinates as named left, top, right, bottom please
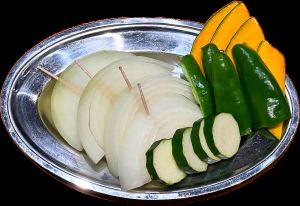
left=1, top=0, right=299, bottom=205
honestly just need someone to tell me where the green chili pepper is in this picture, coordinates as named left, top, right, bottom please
left=211, top=51, right=252, bottom=136
left=232, top=44, right=291, bottom=129
left=202, top=43, right=219, bottom=82
left=181, top=55, right=215, bottom=117
left=201, top=44, right=218, bottom=110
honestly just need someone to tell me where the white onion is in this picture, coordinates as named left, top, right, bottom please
left=77, top=57, right=172, bottom=163
left=51, top=51, right=134, bottom=151
left=118, top=93, right=202, bottom=190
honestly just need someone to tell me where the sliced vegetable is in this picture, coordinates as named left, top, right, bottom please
left=191, top=120, right=212, bottom=163
left=105, top=75, right=195, bottom=177
left=233, top=44, right=291, bottom=130
left=78, top=56, right=172, bottom=163
left=51, top=51, right=134, bottom=151
left=191, top=1, right=239, bottom=74
left=89, top=57, right=173, bottom=148
left=118, top=93, right=201, bottom=190
left=257, top=40, right=286, bottom=139
left=226, top=17, right=265, bottom=61
left=257, top=40, right=286, bottom=92
left=38, top=80, right=56, bottom=129
left=199, top=120, right=221, bottom=163
left=211, top=2, right=250, bottom=51
left=119, top=113, right=158, bottom=190
left=180, top=55, right=215, bottom=117
left=211, top=51, right=252, bottom=135
left=172, top=128, right=196, bottom=174
left=146, top=139, right=186, bottom=185
left=203, top=113, right=241, bottom=159
left=172, top=128, right=207, bottom=173
left=146, top=138, right=160, bottom=180
left=203, top=115, right=221, bottom=157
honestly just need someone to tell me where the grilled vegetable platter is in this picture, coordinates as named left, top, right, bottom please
left=1, top=1, right=298, bottom=200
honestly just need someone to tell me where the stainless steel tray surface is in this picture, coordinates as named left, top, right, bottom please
left=1, top=18, right=299, bottom=201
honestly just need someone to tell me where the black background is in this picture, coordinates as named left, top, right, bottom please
left=0, top=0, right=299, bottom=205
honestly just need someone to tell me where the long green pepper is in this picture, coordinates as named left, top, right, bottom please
left=210, top=50, right=252, bottom=136
left=181, top=55, right=215, bottom=117
left=232, top=44, right=291, bottom=129
left=202, top=43, right=219, bottom=83
left=201, top=44, right=219, bottom=109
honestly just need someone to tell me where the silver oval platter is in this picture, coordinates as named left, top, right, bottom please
left=1, top=18, right=299, bottom=201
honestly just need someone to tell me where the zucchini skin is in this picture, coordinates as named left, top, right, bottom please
left=233, top=44, right=291, bottom=129
left=146, top=139, right=186, bottom=185
left=146, top=140, right=162, bottom=180
left=211, top=50, right=252, bottom=136
left=172, top=128, right=197, bottom=174
left=181, top=55, right=215, bottom=117
left=203, top=116, right=222, bottom=157
left=190, top=120, right=210, bottom=163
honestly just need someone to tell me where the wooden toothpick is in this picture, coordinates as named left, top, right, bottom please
left=119, top=66, right=132, bottom=90
left=37, top=66, right=82, bottom=94
left=75, top=60, right=93, bottom=79
left=137, top=83, right=150, bottom=115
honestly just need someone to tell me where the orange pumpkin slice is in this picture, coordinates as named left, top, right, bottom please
left=191, top=1, right=239, bottom=75
left=226, top=17, right=265, bottom=61
left=258, top=40, right=286, bottom=139
left=211, top=2, right=250, bottom=51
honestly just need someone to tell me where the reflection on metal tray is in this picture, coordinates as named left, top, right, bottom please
left=1, top=18, right=299, bottom=201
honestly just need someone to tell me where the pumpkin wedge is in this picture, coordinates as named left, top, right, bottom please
left=226, top=17, right=265, bottom=61
left=211, top=2, right=250, bottom=51
left=258, top=40, right=286, bottom=92
left=191, top=1, right=239, bottom=75
left=258, top=40, right=286, bottom=139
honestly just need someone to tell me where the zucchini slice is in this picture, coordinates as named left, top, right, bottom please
left=172, top=128, right=196, bottom=174
left=199, top=119, right=221, bottom=163
left=191, top=120, right=220, bottom=163
left=203, top=115, right=223, bottom=158
left=210, top=113, right=241, bottom=159
left=146, top=139, right=186, bottom=185
left=172, top=128, right=207, bottom=174
left=146, top=140, right=161, bottom=180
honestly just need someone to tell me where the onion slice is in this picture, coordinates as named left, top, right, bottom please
left=77, top=57, right=172, bottom=163
left=104, top=75, right=194, bottom=177
left=51, top=51, right=134, bottom=151
left=118, top=93, right=202, bottom=190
